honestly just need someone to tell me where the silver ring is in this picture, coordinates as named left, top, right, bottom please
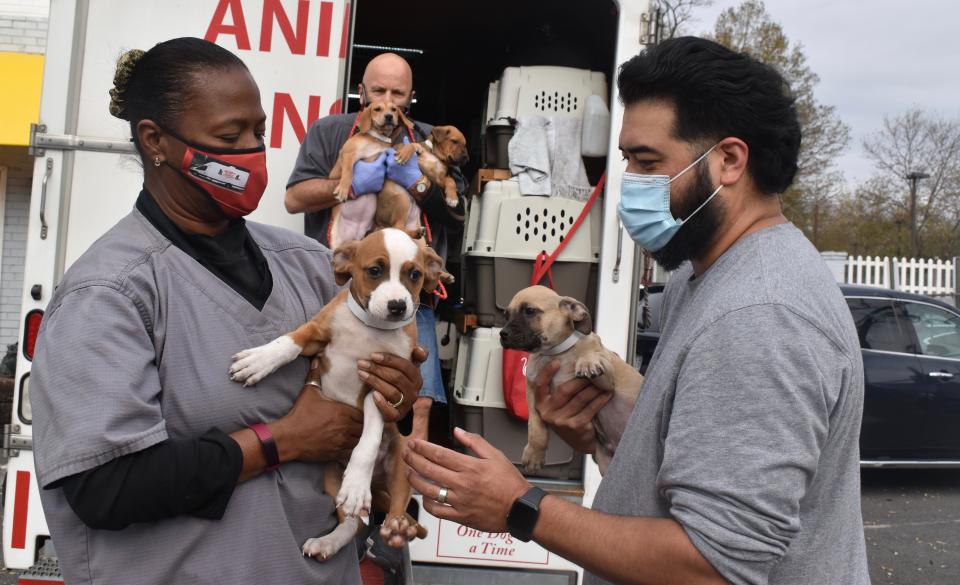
left=390, top=393, right=404, bottom=409
left=437, top=487, right=449, bottom=505
left=304, top=379, right=322, bottom=390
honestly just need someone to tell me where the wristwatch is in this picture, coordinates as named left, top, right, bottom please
left=408, top=175, right=430, bottom=197
left=506, top=486, right=548, bottom=542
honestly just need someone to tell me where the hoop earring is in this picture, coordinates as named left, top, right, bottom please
left=153, top=155, right=161, bottom=167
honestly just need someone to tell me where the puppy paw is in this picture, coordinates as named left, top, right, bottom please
left=333, top=181, right=351, bottom=202
left=394, top=144, right=416, bottom=164
left=229, top=337, right=301, bottom=387
left=336, top=473, right=372, bottom=518
left=302, top=536, right=341, bottom=561
left=380, top=514, right=423, bottom=547
left=444, top=191, right=460, bottom=207
left=574, top=355, right=606, bottom=379
left=521, top=444, right=546, bottom=475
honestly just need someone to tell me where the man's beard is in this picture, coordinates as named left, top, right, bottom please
left=651, top=163, right=724, bottom=271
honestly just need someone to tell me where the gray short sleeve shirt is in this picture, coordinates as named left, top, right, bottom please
left=588, top=224, right=870, bottom=585
left=32, top=210, right=359, bottom=584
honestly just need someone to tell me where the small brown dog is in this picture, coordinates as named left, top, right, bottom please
left=499, top=285, right=644, bottom=474
left=328, top=100, right=407, bottom=203
left=229, top=228, right=445, bottom=560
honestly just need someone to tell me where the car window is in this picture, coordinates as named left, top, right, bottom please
left=901, top=302, right=960, bottom=359
left=846, top=298, right=914, bottom=353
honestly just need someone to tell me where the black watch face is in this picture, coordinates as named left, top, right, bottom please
left=508, top=499, right=539, bottom=540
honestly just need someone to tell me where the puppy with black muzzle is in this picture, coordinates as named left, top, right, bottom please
left=500, top=285, right=644, bottom=474
left=228, top=228, right=451, bottom=560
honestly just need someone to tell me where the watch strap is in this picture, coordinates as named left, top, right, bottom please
left=507, top=486, right=548, bottom=542
left=249, top=422, right=280, bottom=472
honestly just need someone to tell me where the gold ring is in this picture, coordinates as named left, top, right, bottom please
left=390, top=394, right=404, bottom=409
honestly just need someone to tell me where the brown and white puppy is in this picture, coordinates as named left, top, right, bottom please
left=228, top=228, right=445, bottom=560
left=499, top=285, right=643, bottom=475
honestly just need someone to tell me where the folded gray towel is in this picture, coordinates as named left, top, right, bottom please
left=508, top=116, right=592, bottom=200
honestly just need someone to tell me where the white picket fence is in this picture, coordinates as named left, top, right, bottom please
left=840, top=255, right=958, bottom=298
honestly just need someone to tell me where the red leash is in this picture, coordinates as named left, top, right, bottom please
left=530, top=173, right=606, bottom=287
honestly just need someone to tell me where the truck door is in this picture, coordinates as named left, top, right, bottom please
left=4, top=0, right=354, bottom=570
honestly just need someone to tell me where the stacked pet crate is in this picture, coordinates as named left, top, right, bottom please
left=455, top=66, right=609, bottom=480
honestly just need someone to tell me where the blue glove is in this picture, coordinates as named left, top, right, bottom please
left=351, top=150, right=389, bottom=196
left=386, top=136, right=423, bottom=189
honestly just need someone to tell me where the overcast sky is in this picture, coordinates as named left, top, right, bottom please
left=686, top=0, right=960, bottom=188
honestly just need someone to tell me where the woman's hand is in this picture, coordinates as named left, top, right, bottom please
left=533, top=361, right=612, bottom=454
left=404, top=427, right=531, bottom=533
left=359, top=346, right=426, bottom=423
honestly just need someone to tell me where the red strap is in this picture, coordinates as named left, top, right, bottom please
left=250, top=422, right=280, bottom=472
left=432, top=280, right=448, bottom=300
left=530, top=173, right=605, bottom=287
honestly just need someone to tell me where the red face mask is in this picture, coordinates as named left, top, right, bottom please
left=165, top=128, right=268, bottom=218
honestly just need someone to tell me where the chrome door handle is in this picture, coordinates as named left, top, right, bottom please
left=929, top=371, right=954, bottom=379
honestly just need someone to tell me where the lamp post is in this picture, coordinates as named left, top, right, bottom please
left=906, top=170, right=930, bottom=258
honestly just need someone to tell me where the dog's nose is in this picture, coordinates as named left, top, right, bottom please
left=384, top=113, right=394, bottom=122
left=387, top=299, right=406, bottom=317
left=499, top=329, right=509, bottom=340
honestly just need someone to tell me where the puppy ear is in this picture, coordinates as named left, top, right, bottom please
left=356, top=107, right=373, bottom=134
left=332, top=240, right=359, bottom=286
left=399, top=110, right=415, bottom=132
left=558, top=297, right=592, bottom=334
left=421, top=246, right=446, bottom=293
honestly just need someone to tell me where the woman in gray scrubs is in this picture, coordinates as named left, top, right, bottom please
left=30, top=37, right=423, bottom=585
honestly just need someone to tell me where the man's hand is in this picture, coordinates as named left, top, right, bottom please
left=351, top=150, right=389, bottom=196
left=359, top=346, right=427, bottom=422
left=533, top=361, right=612, bottom=454
left=386, top=137, right=424, bottom=189
left=405, top=427, right=531, bottom=533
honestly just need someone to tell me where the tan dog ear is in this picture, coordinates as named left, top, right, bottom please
left=399, top=110, right=415, bottom=133
left=421, top=246, right=446, bottom=293
left=355, top=107, right=373, bottom=134
left=332, top=240, right=359, bottom=286
left=559, top=297, right=593, bottom=334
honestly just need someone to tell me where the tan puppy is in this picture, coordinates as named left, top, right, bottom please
left=500, top=285, right=643, bottom=474
left=328, top=100, right=411, bottom=202
left=374, top=125, right=469, bottom=233
left=229, top=228, right=445, bottom=560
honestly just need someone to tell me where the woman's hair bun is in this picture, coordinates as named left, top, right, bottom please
left=108, top=48, right=146, bottom=120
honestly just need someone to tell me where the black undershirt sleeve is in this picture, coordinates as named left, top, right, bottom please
left=54, top=429, right=243, bottom=530
left=420, top=177, right=466, bottom=232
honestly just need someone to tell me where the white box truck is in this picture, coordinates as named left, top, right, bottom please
left=3, top=1, right=655, bottom=582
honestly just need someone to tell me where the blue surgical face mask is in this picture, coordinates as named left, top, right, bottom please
left=617, top=145, right=723, bottom=252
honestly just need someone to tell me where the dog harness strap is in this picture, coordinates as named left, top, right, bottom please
left=346, top=291, right=415, bottom=330
left=249, top=422, right=280, bottom=472
left=539, top=331, right=585, bottom=356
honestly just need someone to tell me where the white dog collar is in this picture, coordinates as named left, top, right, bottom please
left=539, top=331, right=584, bottom=356
left=347, top=291, right=414, bottom=330
left=366, top=130, right=393, bottom=144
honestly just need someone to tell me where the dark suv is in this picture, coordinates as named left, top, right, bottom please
left=635, top=284, right=960, bottom=467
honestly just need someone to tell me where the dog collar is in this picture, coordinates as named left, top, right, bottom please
left=366, top=129, right=393, bottom=144
left=539, top=331, right=585, bottom=356
left=347, top=291, right=414, bottom=330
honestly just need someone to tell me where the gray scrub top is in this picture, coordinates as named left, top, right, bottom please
left=31, top=209, right=360, bottom=584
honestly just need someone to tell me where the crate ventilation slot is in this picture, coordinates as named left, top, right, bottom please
left=514, top=206, right=575, bottom=244
left=533, top=91, right=579, bottom=113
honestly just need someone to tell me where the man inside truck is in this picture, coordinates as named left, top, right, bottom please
left=404, top=37, right=870, bottom=585
left=285, top=51, right=465, bottom=438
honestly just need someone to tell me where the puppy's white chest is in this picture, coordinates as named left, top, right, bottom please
left=321, top=302, right=413, bottom=405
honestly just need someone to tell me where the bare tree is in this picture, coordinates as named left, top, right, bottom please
left=655, top=0, right=714, bottom=40
left=863, top=109, right=960, bottom=257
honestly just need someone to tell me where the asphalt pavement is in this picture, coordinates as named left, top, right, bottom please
left=862, top=468, right=960, bottom=584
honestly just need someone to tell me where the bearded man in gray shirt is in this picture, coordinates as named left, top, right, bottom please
left=402, top=36, right=870, bottom=585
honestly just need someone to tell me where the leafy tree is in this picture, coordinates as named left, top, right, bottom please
left=708, top=0, right=851, bottom=246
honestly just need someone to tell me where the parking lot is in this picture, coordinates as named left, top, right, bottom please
left=862, top=468, right=960, bottom=584
left=0, top=467, right=957, bottom=583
